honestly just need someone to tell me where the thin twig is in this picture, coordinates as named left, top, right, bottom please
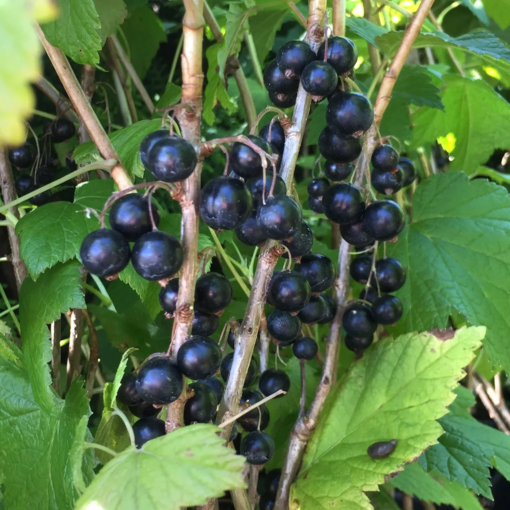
left=298, top=360, right=306, bottom=420
left=428, top=12, right=465, bottom=76
left=51, top=320, right=61, bottom=395
left=84, top=310, right=99, bottom=393
left=363, top=0, right=381, bottom=76
left=78, top=65, right=96, bottom=143
left=258, top=315, right=270, bottom=373
left=66, top=309, right=84, bottom=391
left=34, top=77, right=80, bottom=124
left=475, top=374, right=510, bottom=431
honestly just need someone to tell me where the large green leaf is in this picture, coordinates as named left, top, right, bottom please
left=392, top=66, right=443, bottom=110
left=290, top=327, right=485, bottom=510
left=250, top=8, right=288, bottom=63
left=484, top=0, right=510, bottom=30
left=76, top=424, right=246, bottom=509
left=346, top=16, right=389, bottom=47
left=388, top=173, right=510, bottom=372
left=94, top=0, right=127, bottom=43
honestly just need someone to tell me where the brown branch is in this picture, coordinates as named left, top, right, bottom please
left=78, top=65, right=96, bottom=143
left=34, top=77, right=80, bottom=124
left=332, top=0, right=346, bottom=36
left=475, top=374, right=510, bottom=432
left=66, top=309, right=84, bottom=391
left=258, top=315, right=270, bottom=373
left=51, top=319, right=61, bottom=395
left=248, top=465, right=262, bottom=508
left=84, top=310, right=99, bottom=393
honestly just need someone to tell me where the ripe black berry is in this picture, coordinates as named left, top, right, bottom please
left=221, top=353, right=258, bottom=387
left=294, top=253, right=335, bottom=293
left=265, top=469, right=281, bottom=498
left=110, top=194, right=160, bottom=241
left=139, top=129, right=169, bottom=169
left=326, top=92, right=374, bottom=138
left=257, top=195, right=302, bottom=240
left=80, top=228, right=131, bottom=277
left=235, top=213, right=269, bottom=247
left=322, top=183, right=365, bottom=224
left=184, top=382, right=218, bottom=425
left=268, top=90, right=297, bottom=108
left=345, top=334, right=373, bottom=352
left=267, top=310, right=301, bottom=345
left=371, top=167, right=403, bottom=195
left=133, top=417, right=165, bottom=448
left=246, top=172, right=287, bottom=206
left=147, top=136, right=197, bottom=182
left=318, top=294, right=336, bottom=324
left=317, top=36, right=358, bottom=75
left=159, top=278, right=179, bottom=314
left=372, top=295, right=403, bottom=325
left=307, top=177, right=330, bottom=198
left=301, top=61, right=338, bottom=98
left=340, top=220, right=375, bottom=247
left=132, top=231, right=183, bottom=281
left=398, top=157, right=416, bottom=187
left=342, top=303, right=377, bottom=337
left=35, top=165, right=53, bottom=185
left=276, top=41, right=316, bottom=78
left=292, top=336, right=318, bottom=360
left=268, top=270, right=311, bottom=313
left=230, top=135, right=273, bottom=179
left=129, top=400, right=160, bottom=418
left=362, top=200, right=405, bottom=241
left=177, top=335, right=222, bottom=380
left=117, top=373, right=142, bottom=406
left=50, top=118, right=76, bottom=143
left=367, top=439, right=398, bottom=459
left=359, top=286, right=378, bottom=304
left=199, top=376, right=224, bottom=403
left=282, top=221, right=313, bottom=258
left=9, top=143, right=35, bottom=168
left=259, top=369, right=290, bottom=397
left=259, top=495, right=275, bottom=510
left=324, top=160, right=353, bottom=181
left=15, top=175, right=32, bottom=196
left=241, top=431, right=275, bottom=465
left=372, top=144, right=399, bottom=171
left=200, top=176, right=253, bottom=230
left=264, top=59, right=300, bottom=94
left=66, top=152, right=77, bottom=170
left=192, top=311, right=219, bottom=337
left=135, top=356, right=183, bottom=405
left=374, top=257, right=406, bottom=292
left=29, top=187, right=52, bottom=206
left=298, top=295, right=327, bottom=324
left=238, top=390, right=270, bottom=431
left=308, top=195, right=325, bottom=214
left=259, top=121, right=285, bottom=154
left=318, top=127, right=361, bottom=163
left=350, top=254, right=372, bottom=284
left=195, top=272, right=233, bottom=314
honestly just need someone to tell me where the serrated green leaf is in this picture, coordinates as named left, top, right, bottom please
left=77, top=424, right=246, bottom=509
left=379, top=99, right=412, bottom=142
left=291, top=327, right=485, bottom=510
left=70, top=416, right=93, bottom=493
left=388, top=172, right=510, bottom=372
left=368, top=489, right=400, bottom=510
left=392, top=66, right=444, bottom=110
left=250, top=8, right=288, bottom=63
left=484, top=0, right=510, bottom=30
left=346, top=16, right=389, bottom=47
left=74, top=179, right=115, bottom=211
left=156, top=82, right=182, bottom=109
left=94, top=0, right=127, bottom=44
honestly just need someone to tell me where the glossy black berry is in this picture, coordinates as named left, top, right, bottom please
left=324, top=161, right=353, bottom=181
left=117, top=373, right=142, bottom=407
left=294, top=253, right=335, bottom=293
left=298, top=295, right=327, bottom=324
left=221, top=353, right=258, bottom=387
left=359, top=286, right=378, bottom=304
left=241, top=431, right=275, bottom=465
left=367, top=439, right=398, bottom=459
left=192, top=311, right=219, bottom=337
left=318, top=294, right=336, bottom=324
left=340, top=220, right=375, bottom=247
left=350, top=254, right=372, bottom=284
left=276, top=40, right=316, bottom=78
left=238, top=390, right=270, bottom=431
left=326, top=92, right=374, bottom=138
left=342, top=303, right=377, bottom=337
left=372, top=144, right=399, bottom=171
left=317, top=36, right=358, bottom=75
left=268, top=271, right=311, bottom=313
left=147, top=135, right=197, bottom=182
left=257, top=195, right=302, bottom=240
left=322, top=183, right=365, bottom=225
left=159, top=278, right=179, bottom=314
left=133, top=417, right=165, bottom=448
left=267, top=309, right=301, bottom=345
left=268, top=90, right=297, bottom=108
left=195, top=272, right=233, bottom=314
left=230, top=135, right=273, bottom=179
left=80, top=228, right=131, bottom=277
left=362, top=200, right=405, bottom=241
left=199, top=376, right=224, bottom=404
left=177, top=335, right=222, bottom=380
left=264, top=59, right=299, bottom=93
left=200, top=176, right=253, bottom=230
left=132, top=231, right=183, bottom=281
left=29, top=187, right=52, bottom=206
left=371, top=167, right=403, bottom=195
left=318, top=127, right=362, bottom=164
left=246, top=172, right=287, bottom=207
left=345, top=334, right=374, bottom=352
left=15, top=175, right=32, bottom=196
left=235, top=213, right=269, bottom=247
left=129, top=400, right=160, bottom=418
left=301, top=61, right=338, bottom=98
left=398, top=157, right=416, bottom=187
left=259, top=121, right=285, bottom=154
left=259, top=369, right=290, bottom=397
left=265, top=469, right=281, bottom=498
left=184, top=382, right=218, bottom=425
left=293, top=336, right=318, bottom=360
left=374, top=258, right=406, bottom=292
left=35, top=165, right=53, bottom=185
left=308, top=195, right=325, bottom=214
left=308, top=177, right=330, bottom=198
left=282, top=221, right=313, bottom=258
left=372, top=295, right=403, bottom=325
left=260, top=495, right=276, bottom=510
left=139, top=129, right=169, bottom=169
left=227, top=323, right=239, bottom=350
left=50, top=118, right=76, bottom=143
left=9, top=143, right=35, bottom=168
left=109, top=194, right=160, bottom=241
left=135, top=356, right=183, bottom=405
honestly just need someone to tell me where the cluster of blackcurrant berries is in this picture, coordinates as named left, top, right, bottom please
left=370, top=145, right=416, bottom=195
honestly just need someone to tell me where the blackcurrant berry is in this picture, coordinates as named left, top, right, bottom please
left=282, top=221, right=313, bottom=258
left=260, top=495, right=276, bottom=510
left=139, top=129, right=169, bottom=169
left=276, top=40, right=316, bottom=78
left=342, top=303, right=377, bottom=337
left=292, top=336, right=318, bottom=360
left=132, top=231, right=183, bottom=281
left=199, top=376, right=224, bottom=404
left=200, top=176, right=253, bottom=230
left=340, top=220, right=375, bottom=247
left=371, top=167, right=403, bottom=195
left=374, top=257, right=406, bottom=292
left=192, top=311, right=219, bottom=337
left=133, top=417, right=165, bottom=448
left=221, top=353, right=258, bottom=387
left=298, top=295, right=327, bottom=324
left=266, top=469, right=281, bottom=498
left=317, top=36, right=358, bottom=75
left=159, top=278, right=179, bottom=314
left=322, top=183, right=365, bottom=225
left=294, top=253, right=335, bottom=293
left=227, top=323, right=239, bottom=350
left=308, top=195, right=325, bottom=214
left=136, top=356, right=183, bottom=405
left=318, top=294, right=336, bottom=324
left=110, top=194, right=160, bottom=242
left=268, top=271, right=311, bottom=313
left=359, top=286, right=378, bottom=304
left=267, top=309, right=301, bottom=345
left=362, top=200, right=405, bottom=241
left=29, top=187, right=52, bottom=206
left=194, top=272, right=233, bottom=314
left=268, top=90, right=297, bottom=108
left=301, top=61, right=338, bottom=98
left=371, top=144, right=399, bottom=171
left=318, top=127, right=362, bottom=163
left=398, top=157, right=416, bottom=187
left=66, top=152, right=77, bottom=170
left=147, top=135, right=197, bottom=182
left=14, top=175, right=32, bottom=196
left=241, top=431, right=275, bottom=465
left=326, top=92, right=374, bottom=138
left=9, top=143, right=35, bottom=168
left=35, top=165, right=53, bottom=186
left=259, top=369, right=290, bottom=397
left=177, top=335, right=222, bottom=380
left=350, top=254, right=372, bottom=284
left=50, top=118, right=76, bottom=143
left=345, top=334, right=373, bottom=352
left=235, top=213, right=269, bottom=247
left=259, top=121, right=285, bottom=154
left=246, top=172, right=287, bottom=207
left=230, top=135, right=273, bottom=179
left=184, top=382, right=218, bottom=425
left=371, top=295, right=403, bottom=325
left=263, top=59, right=300, bottom=94
left=117, top=373, right=142, bottom=407
left=238, top=390, right=270, bottom=431
left=324, top=160, right=353, bottom=181
left=129, top=400, right=160, bottom=418
left=257, top=195, right=302, bottom=240
left=307, top=177, right=330, bottom=198
left=80, top=228, right=131, bottom=277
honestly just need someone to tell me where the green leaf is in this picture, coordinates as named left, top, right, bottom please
left=484, top=0, right=510, bottom=30
left=388, top=172, right=510, bottom=372
left=368, top=489, right=400, bottom=510
left=392, top=66, right=444, bottom=109
left=379, top=99, right=412, bottom=142
left=411, top=76, right=510, bottom=173
left=306, top=102, right=327, bottom=146
left=70, top=416, right=94, bottom=493
left=346, top=16, right=389, bottom=48
left=250, top=8, right=288, bottom=63
left=94, top=0, right=127, bottom=44
left=290, top=327, right=485, bottom=510
left=155, top=82, right=182, bottom=109
left=74, top=179, right=115, bottom=211
left=41, top=0, right=102, bottom=65
left=77, top=424, right=246, bottom=509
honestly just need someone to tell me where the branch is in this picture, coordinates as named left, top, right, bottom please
left=84, top=309, right=100, bottom=393
left=78, top=65, right=96, bottom=143
left=34, top=77, right=80, bottom=124
left=66, top=309, right=84, bottom=391
left=35, top=25, right=133, bottom=191
left=332, top=0, right=346, bottom=36
left=258, top=314, right=270, bottom=373
left=363, top=0, right=381, bottom=76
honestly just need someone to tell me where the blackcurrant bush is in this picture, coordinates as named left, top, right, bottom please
left=308, top=195, right=325, bottom=214
left=259, top=121, right=285, bottom=154
left=230, top=135, right=273, bottom=179
left=194, top=272, right=233, bottom=314
left=317, top=36, right=358, bottom=75
left=159, top=278, right=179, bottom=314
left=147, top=136, right=197, bottom=182
left=282, top=221, right=313, bottom=258
left=326, top=92, right=374, bottom=138
left=50, top=118, right=76, bottom=143
left=241, top=431, right=275, bottom=465
left=80, top=228, right=131, bottom=277
left=235, top=213, right=269, bottom=247
left=340, top=220, right=375, bottom=247
left=133, top=417, right=165, bottom=448
left=184, top=382, right=218, bottom=425
left=257, top=195, right=302, bottom=240
left=307, top=177, right=330, bottom=198
left=267, top=309, right=301, bottom=345
left=350, top=254, right=372, bottom=284
left=200, top=176, right=253, bottom=230
left=238, top=390, right=270, bottom=431
left=362, top=200, right=405, bottom=241
left=135, top=356, right=183, bottom=405
left=372, top=295, right=403, bottom=325
left=318, top=294, right=336, bottom=324
left=359, top=286, right=378, bottom=304
left=200, top=376, right=224, bottom=404
left=15, top=175, right=32, bottom=196
left=268, top=270, right=311, bottom=312
left=246, top=172, right=286, bottom=207
left=298, top=295, right=327, bottom=324
left=221, top=353, right=258, bottom=387
left=132, top=231, right=183, bottom=281
left=259, top=369, right=290, bottom=397
left=191, top=311, right=219, bottom=337
left=293, top=336, right=318, bottom=360
left=324, top=160, right=353, bottom=181
left=322, top=183, right=365, bottom=225
left=342, top=303, right=377, bottom=337
left=177, top=335, right=222, bottom=380
left=9, top=143, right=35, bottom=168
left=268, top=90, right=297, bottom=108
left=294, top=253, right=335, bottom=293
left=345, top=334, right=373, bottom=352
left=374, top=257, right=406, bottom=292
left=129, top=400, right=160, bottom=418
left=117, top=373, right=142, bottom=406
left=139, top=129, right=169, bottom=169
left=371, top=167, right=403, bottom=195
left=276, top=41, right=316, bottom=78
left=371, top=144, right=399, bottom=171
left=109, top=194, right=160, bottom=241
left=264, top=59, right=300, bottom=94
left=301, top=61, right=338, bottom=98
left=318, top=127, right=362, bottom=163
left=398, top=157, right=416, bottom=187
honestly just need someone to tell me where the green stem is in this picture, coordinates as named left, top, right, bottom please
left=112, top=408, right=136, bottom=447
left=244, top=32, right=264, bottom=87
left=379, top=0, right=412, bottom=18
left=0, top=304, right=19, bottom=318
left=0, top=285, right=20, bottom=333
left=90, top=275, right=117, bottom=312
left=345, top=77, right=364, bottom=95
left=168, top=33, right=184, bottom=85
left=83, top=442, right=118, bottom=457
left=366, top=57, right=389, bottom=100
left=82, top=282, right=113, bottom=307
left=0, top=220, right=15, bottom=227
left=33, top=109, right=58, bottom=121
